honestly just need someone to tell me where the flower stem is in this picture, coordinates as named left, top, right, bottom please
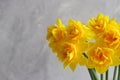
left=118, top=65, right=120, bottom=80
left=106, top=70, right=108, bottom=80
left=91, top=69, right=99, bottom=80
left=100, top=74, right=103, bottom=80
left=88, top=68, right=99, bottom=80
left=88, top=69, right=94, bottom=80
left=113, top=66, right=117, bottom=80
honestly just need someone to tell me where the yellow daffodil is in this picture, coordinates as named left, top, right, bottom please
left=67, top=19, right=95, bottom=41
left=87, top=46, right=113, bottom=74
left=57, top=42, right=78, bottom=71
left=103, top=30, right=120, bottom=49
left=96, top=29, right=120, bottom=49
left=66, top=19, right=85, bottom=40
left=88, top=13, right=109, bottom=33
left=46, top=19, right=67, bottom=53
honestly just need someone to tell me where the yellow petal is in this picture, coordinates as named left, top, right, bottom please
left=69, top=61, right=78, bottom=72
left=95, top=65, right=109, bottom=74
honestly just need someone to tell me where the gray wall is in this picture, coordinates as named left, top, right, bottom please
left=0, top=0, right=119, bottom=80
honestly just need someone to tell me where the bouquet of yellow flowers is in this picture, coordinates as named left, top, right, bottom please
left=46, top=13, right=120, bottom=80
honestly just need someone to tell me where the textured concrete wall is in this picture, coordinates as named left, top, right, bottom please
left=0, top=0, right=120, bottom=80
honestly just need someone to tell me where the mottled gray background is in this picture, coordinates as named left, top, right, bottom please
left=0, top=0, right=120, bottom=80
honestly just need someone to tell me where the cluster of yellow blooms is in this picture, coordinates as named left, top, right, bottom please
left=46, top=13, right=120, bottom=74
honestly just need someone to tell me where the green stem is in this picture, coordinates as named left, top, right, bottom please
left=88, top=68, right=99, bottom=80
left=113, top=66, right=117, bottom=80
left=91, top=69, right=99, bottom=80
left=88, top=69, right=94, bottom=80
left=106, top=70, right=108, bottom=80
left=118, top=65, right=120, bottom=80
left=100, top=74, right=103, bottom=80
